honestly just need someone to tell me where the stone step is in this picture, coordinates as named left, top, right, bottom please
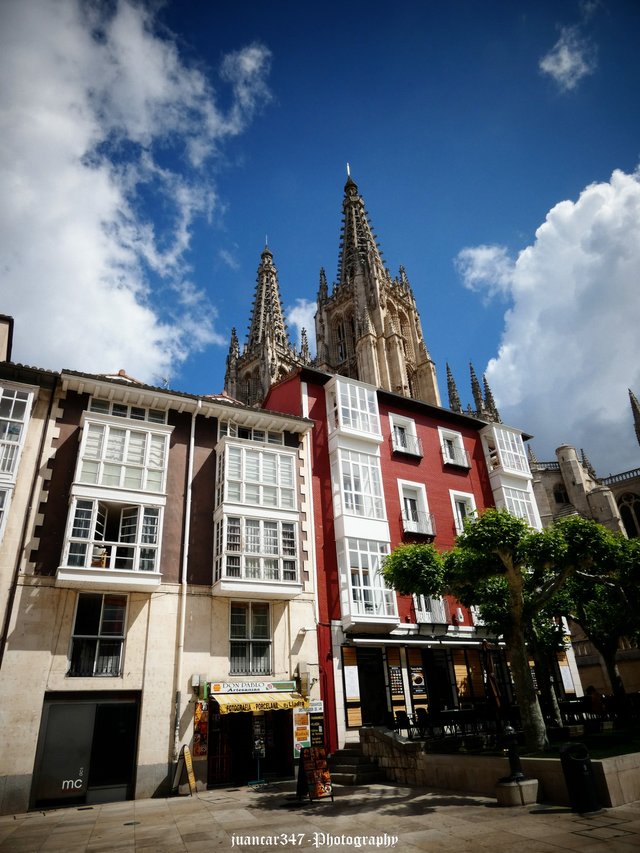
left=328, top=752, right=373, bottom=766
left=330, top=768, right=386, bottom=786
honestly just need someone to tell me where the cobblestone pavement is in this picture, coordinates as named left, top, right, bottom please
left=1, top=782, right=639, bottom=853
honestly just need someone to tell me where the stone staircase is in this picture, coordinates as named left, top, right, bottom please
left=328, top=742, right=385, bottom=786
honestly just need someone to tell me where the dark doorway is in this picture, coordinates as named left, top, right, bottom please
left=423, top=649, right=457, bottom=712
left=356, top=647, right=388, bottom=725
left=207, top=709, right=295, bottom=786
left=32, top=694, right=139, bottom=809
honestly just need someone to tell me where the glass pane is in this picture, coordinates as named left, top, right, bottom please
left=125, top=431, right=146, bottom=465
left=106, top=428, right=126, bottom=461
left=246, top=520, right=261, bottom=552
left=251, top=604, right=269, bottom=638
left=79, top=460, right=99, bottom=484
left=69, top=638, right=98, bottom=676
left=72, top=500, right=93, bottom=538
left=95, top=640, right=122, bottom=675
left=141, top=508, right=159, bottom=543
left=262, top=454, right=277, bottom=484
left=230, top=604, right=247, bottom=638
left=101, top=596, right=127, bottom=635
left=123, top=466, right=143, bottom=489
left=230, top=641, right=249, bottom=673
left=102, top=463, right=122, bottom=487
left=74, top=594, right=103, bottom=635
left=84, top=424, right=104, bottom=458
left=119, top=507, right=138, bottom=542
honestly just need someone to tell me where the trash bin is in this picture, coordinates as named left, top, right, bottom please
left=559, top=742, right=600, bottom=813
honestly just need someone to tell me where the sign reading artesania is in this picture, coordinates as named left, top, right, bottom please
left=210, top=680, right=296, bottom=693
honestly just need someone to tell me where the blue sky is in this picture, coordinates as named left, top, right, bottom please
left=1, top=0, right=639, bottom=474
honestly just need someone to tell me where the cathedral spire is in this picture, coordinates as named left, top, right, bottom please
left=446, top=363, right=462, bottom=412
left=317, top=267, right=328, bottom=303
left=470, top=363, right=484, bottom=415
left=336, top=173, right=387, bottom=295
left=630, top=388, right=640, bottom=448
left=300, top=328, right=310, bottom=362
left=247, top=246, right=289, bottom=351
left=483, top=374, right=501, bottom=423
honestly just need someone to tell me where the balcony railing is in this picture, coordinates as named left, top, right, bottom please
left=416, top=597, right=450, bottom=625
left=391, top=433, right=423, bottom=457
left=351, top=587, right=397, bottom=618
left=441, top=445, right=470, bottom=468
left=66, top=540, right=157, bottom=572
left=401, top=510, right=436, bottom=537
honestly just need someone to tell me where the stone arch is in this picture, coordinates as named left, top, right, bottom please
left=618, top=492, right=640, bottom=538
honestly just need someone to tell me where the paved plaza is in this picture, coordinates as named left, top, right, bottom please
left=1, top=782, right=639, bottom=853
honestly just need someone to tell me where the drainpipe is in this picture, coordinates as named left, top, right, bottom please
left=173, top=399, right=200, bottom=761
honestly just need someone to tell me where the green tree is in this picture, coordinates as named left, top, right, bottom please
left=382, top=509, right=621, bottom=752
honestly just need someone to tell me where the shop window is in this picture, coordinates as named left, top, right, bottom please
left=68, top=593, right=127, bottom=676
left=63, top=498, right=161, bottom=573
left=229, top=602, right=271, bottom=674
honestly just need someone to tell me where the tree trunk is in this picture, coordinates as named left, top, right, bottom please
left=507, top=620, right=549, bottom=752
left=531, top=642, right=563, bottom=728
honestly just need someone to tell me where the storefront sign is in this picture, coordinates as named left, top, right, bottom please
left=296, top=747, right=334, bottom=803
left=210, top=680, right=296, bottom=694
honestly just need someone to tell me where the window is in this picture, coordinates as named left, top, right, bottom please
left=68, top=593, right=126, bottom=676
left=229, top=602, right=271, bottom=674
left=619, top=492, right=640, bottom=539
left=0, top=386, right=31, bottom=476
left=339, top=538, right=395, bottom=618
left=503, top=486, right=538, bottom=527
left=399, top=481, right=434, bottom=536
left=89, top=398, right=167, bottom=424
left=329, top=379, right=380, bottom=435
left=450, top=491, right=477, bottom=534
left=438, top=428, right=469, bottom=468
left=64, top=498, right=161, bottom=573
left=218, top=421, right=284, bottom=445
left=0, top=488, right=7, bottom=539
left=340, top=449, right=384, bottom=519
left=78, top=421, right=168, bottom=493
left=224, top=445, right=295, bottom=509
left=389, top=414, right=422, bottom=456
left=485, top=427, right=528, bottom=474
left=214, top=517, right=298, bottom=583
left=414, top=594, right=449, bottom=624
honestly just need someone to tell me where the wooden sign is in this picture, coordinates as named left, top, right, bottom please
left=172, top=745, right=197, bottom=796
left=296, top=747, right=334, bottom=803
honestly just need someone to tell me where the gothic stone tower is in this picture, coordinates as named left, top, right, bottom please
left=224, top=246, right=310, bottom=406
left=314, top=175, right=441, bottom=406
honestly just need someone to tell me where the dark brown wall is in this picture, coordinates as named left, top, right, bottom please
left=186, top=415, right=218, bottom=585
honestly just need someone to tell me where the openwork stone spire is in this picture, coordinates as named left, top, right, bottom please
left=224, top=246, right=309, bottom=406
left=447, top=363, right=462, bottom=413
left=630, top=388, right=640, bottom=449
left=314, top=174, right=441, bottom=406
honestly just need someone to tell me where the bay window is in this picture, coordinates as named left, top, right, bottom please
left=340, top=449, right=384, bottom=519
left=224, top=445, right=295, bottom=509
left=214, top=516, right=298, bottom=583
left=64, top=498, right=161, bottom=572
left=78, top=421, right=167, bottom=492
left=339, top=538, right=395, bottom=618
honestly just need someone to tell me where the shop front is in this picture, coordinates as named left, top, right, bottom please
left=206, top=681, right=308, bottom=786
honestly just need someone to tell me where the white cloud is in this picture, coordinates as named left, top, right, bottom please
left=455, top=245, right=515, bottom=301
left=465, top=169, right=640, bottom=474
left=539, top=25, right=597, bottom=92
left=0, top=0, right=271, bottom=383
left=287, top=299, right=317, bottom=354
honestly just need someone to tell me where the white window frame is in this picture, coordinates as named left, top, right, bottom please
left=414, top=594, right=450, bottom=624
left=389, top=414, right=422, bottom=456
left=503, top=485, right=538, bottom=527
left=438, top=427, right=470, bottom=468
left=222, top=444, right=297, bottom=510
left=229, top=601, right=272, bottom=675
left=62, top=497, right=162, bottom=573
left=338, top=538, right=396, bottom=619
left=214, top=515, right=298, bottom=583
left=68, top=592, right=127, bottom=677
left=76, top=415, right=170, bottom=494
left=398, top=480, right=434, bottom=536
left=485, top=426, right=529, bottom=474
left=339, top=448, right=385, bottom=520
left=449, top=490, right=477, bottom=534
left=0, top=384, right=33, bottom=480
left=88, top=397, right=167, bottom=424
left=327, top=378, right=381, bottom=437
left=218, top=420, right=284, bottom=445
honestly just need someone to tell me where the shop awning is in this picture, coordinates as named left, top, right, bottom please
left=212, top=692, right=308, bottom=714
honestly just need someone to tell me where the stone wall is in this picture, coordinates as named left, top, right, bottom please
left=359, top=727, right=640, bottom=807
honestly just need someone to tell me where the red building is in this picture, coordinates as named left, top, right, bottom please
left=263, top=367, right=572, bottom=752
